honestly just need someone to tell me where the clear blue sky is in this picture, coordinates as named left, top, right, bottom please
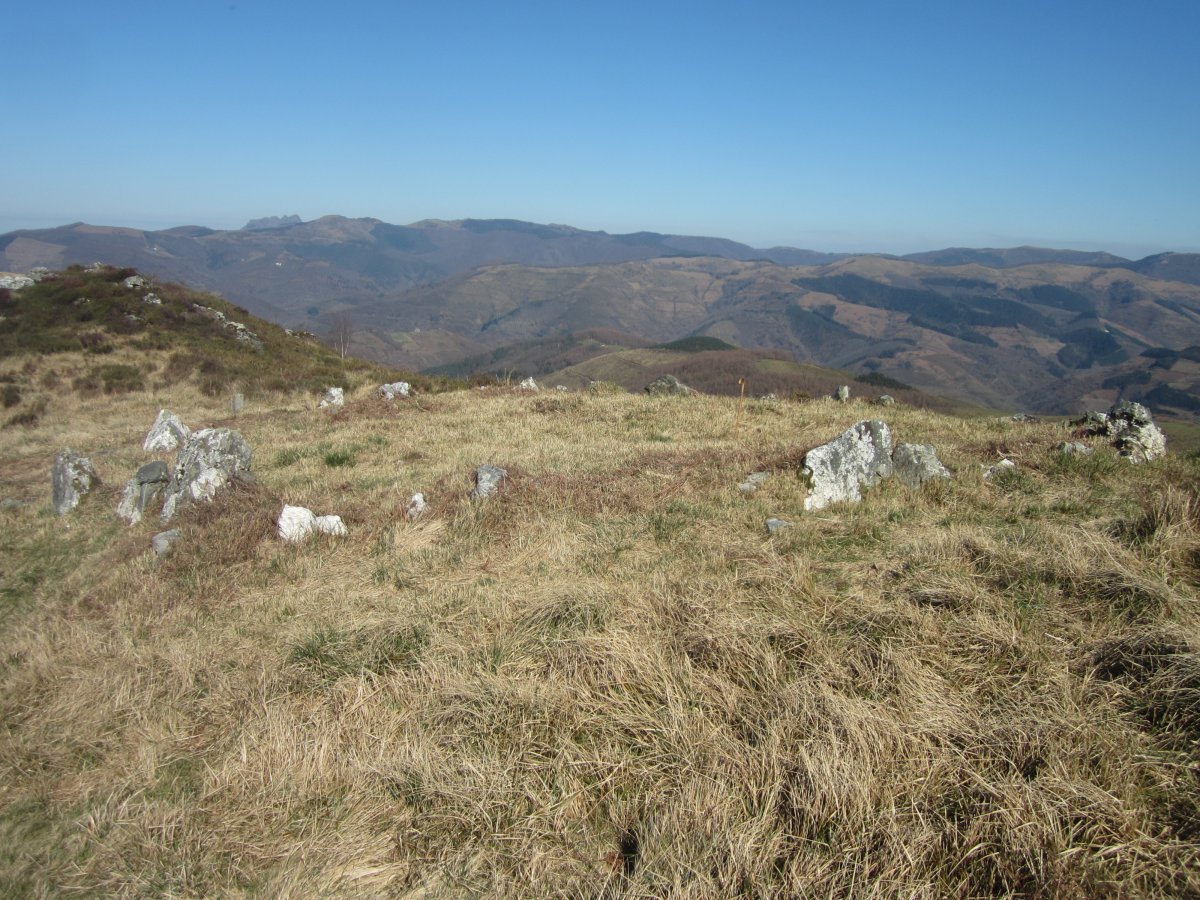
left=3, top=0, right=1198, bottom=256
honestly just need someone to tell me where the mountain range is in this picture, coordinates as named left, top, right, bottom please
left=3, top=216, right=1199, bottom=416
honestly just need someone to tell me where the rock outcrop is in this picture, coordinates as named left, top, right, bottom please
left=52, top=450, right=99, bottom=515
left=116, top=461, right=169, bottom=525
left=161, top=429, right=252, bottom=520
left=143, top=409, right=190, bottom=452
left=472, top=464, right=507, bottom=499
left=892, top=443, right=951, bottom=488
left=801, top=420, right=893, bottom=511
left=1074, top=400, right=1166, bottom=463
left=644, top=375, right=693, bottom=396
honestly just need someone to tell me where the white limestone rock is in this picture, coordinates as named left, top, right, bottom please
left=378, top=381, right=411, bottom=400
left=161, top=428, right=252, bottom=521
left=406, top=492, right=427, bottom=520
left=318, top=386, right=344, bottom=409
left=52, top=449, right=99, bottom=515
left=892, top=443, right=951, bottom=488
left=143, top=409, right=190, bottom=452
left=801, top=420, right=893, bottom=511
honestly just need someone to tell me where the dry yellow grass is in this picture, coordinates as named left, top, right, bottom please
left=1, top=377, right=1199, bottom=897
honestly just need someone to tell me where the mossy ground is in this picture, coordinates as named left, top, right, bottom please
left=1, top=371, right=1198, bottom=896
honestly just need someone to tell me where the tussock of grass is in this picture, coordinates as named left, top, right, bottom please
left=0, top=381, right=1198, bottom=895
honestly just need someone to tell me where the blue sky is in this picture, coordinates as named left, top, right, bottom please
left=3, top=0, right=1198, bottom=255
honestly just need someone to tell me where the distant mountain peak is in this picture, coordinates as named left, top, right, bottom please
left=243, top=215, right=302, bottom=231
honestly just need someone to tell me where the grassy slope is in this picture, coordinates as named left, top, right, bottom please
left=1, top=363, right=1199, bottom=894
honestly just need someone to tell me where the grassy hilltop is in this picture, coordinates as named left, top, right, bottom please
left=1, top=271, right=1199, bottom=895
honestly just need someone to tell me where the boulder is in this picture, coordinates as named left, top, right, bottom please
left=378, top=381, right=410, bottom=400
left=472, top=464, right=507, bottom=499
left=644, top=375, right=693, bottom=396
left=765, top=518, right=793, bottom=534
left=875, top=395, right=895, bottom=406
left=836, top=385, right=851, bottom=403
left=801, top=420, right=893, bottom=511
left=143, top=409, right=190, bottom=452
left=1074, top=401, right=1166, bottom=463
left=318, top=387, right=344, bottom=409
left=161, top=428, right=252, bottom=521
left=892, top=443, right=951, bottom=488
left=518, top=377, right=540, bottom=392
left=152, top=529, right=181, bottom=556
left=277, top=504, right=348, bottom=542
left=406, top=492, right=427, bottom=520
left=122, top=275, right=147, bottom=289
left=52, top=449, right=100, bottom=515
left=116, top=461, right=169, bottom=525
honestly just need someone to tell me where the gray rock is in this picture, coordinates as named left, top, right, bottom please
left=0, top=274, right=34, bottom=290
left=836, top=385, right=851, bottom=403
left=143, top=292, right=162, bottom=305
left=765, top=518, right=793, bottom=534
left=518, top=377, right=540, bottom=392
left=875, top=395, right=895, bottom=406
left=143, top=409, right=190, bottom=452
left=892, top=443, right=951, bottom=488
left=1058, top=441, right=1094, bottom=457
left=1074, top=401, right=1166, bottom=463
left=152, top=529, right=181, bottom=556
left=378, top=381, right=410, bottom=400
left=231, top=393, right=244, bottom=415
left=472, top=464, right=507, bottom=499
left=318, top=386, right=344, bottom=409
left=1010, top=413, right=1041, bottom=423
left=801, top=420, right=893, bottom=511
left=123, top=275, right=147, bottom=289
left=983, top=459, right=1017, bottom=480
left=161, top=428, right=252, bottom=521
left=406, top=492, right=427, bottom=520
left=644, top=374, right=694, bottom=396
left=116, top=461, right=170, bottom=525
left=52, top=450, right=100, bottom=515
left=738, top=472, right=768, bottom=493
left=28, top=267, right=49, bottom=281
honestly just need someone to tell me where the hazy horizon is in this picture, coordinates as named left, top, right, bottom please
left=4, top=1, right=1197, bottom=260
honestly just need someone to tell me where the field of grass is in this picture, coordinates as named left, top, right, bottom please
left=1, top=367, right=1199, bottom=894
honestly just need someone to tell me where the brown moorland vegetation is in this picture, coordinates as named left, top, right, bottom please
left=0, top=300, right=1199, bottom=895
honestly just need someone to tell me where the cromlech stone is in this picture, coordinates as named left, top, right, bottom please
left=518, top=377, right=540, bottom=392
left=765, top=518, right=793, bottom=534
left=143, top=409, right=190, bottom=452
left=738, top=472, right=768, bottom=493
left=318, top=386, right=344, bottom=409
left=472, top=464, right=507, bottom=499
left=378, top=382, right=410, bottom=400
left=116, top=461, right=170, bottom=525
left=983, top=459, right=1016, bottom=480
left=1011, top=413, right=1041, bottom=423
left=277, top=504, right=348, bottom=542
left=801, top=420, right=893, bottom=511
left=836, top=385, right=850, bottom=403
left=123, top=275, right=147, bottom=289
left=875, top=395, right=895, bottom=406
left=1059, top=441, right=1094, bottom=457
left=231, top=393, right=244, bottom=415
left=1074, top=400, right=1166, bottom=463
left=52, top=449, right=99, bottom=515
left=893, top=443, right=951, bottom=488
left=161, top=428, right=252, bottom=521
left=645, top=374, right=693, bottom=396
left=406, top=492, right=427, bottom=520
left=152, top=529, right=181, bottom=556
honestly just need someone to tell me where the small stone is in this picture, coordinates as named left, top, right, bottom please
left=875, top=395, right=895, bottom=406
left=52, top=449, right=99, bottom=515
left=123, top=275, right=147, bottom=289
left=472, top=464, right=507, bottom=499
left=983, top=459, right=1017, bottom=480
left=1058, top=441, right=1094, bottom=457
left=738, top=472, right=768, bottom=493
left=518, top=377, right=540, bottom=392
left=406, top=492, right=427, bottom=520
left=231, top=393, right=244, bottom=415
left=143, top=293, right=162, bottom=305
left=152, top=529, right=181, bottom=556
left=318, top=387, right=344, bottom=409
left=555, top=385, right=569, bottom=392
left=278, top=504, right=317, bottom=542
left=1010, top=413, right=1041, bottom=423
left=313, top=515, right=348, bottom=537
left=836, top=385, right=850, bottom=403
left=766, top=518, right=793, bottom=534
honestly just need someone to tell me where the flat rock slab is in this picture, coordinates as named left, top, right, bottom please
left=801, top=420, right=893, bottom=511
